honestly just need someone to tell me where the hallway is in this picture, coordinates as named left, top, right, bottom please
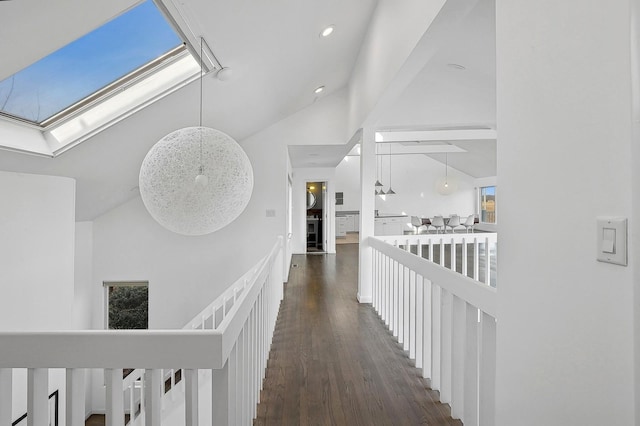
left=255, top=244, right=461, bottom=425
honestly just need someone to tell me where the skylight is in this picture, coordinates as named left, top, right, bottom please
left=0, top=0, right=183, bottom=125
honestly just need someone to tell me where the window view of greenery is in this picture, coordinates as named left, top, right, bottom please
left=480, top=186, right=496, bottom=224
left=108, top=285, right=148, bottom=330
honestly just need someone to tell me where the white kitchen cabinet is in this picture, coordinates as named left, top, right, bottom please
left=336, top=216, right=347, bottom=237
left=374, top=216, right=410, bottom=236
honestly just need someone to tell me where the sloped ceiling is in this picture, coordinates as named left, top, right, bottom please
left=0, top=0, right=497, bottom=219
left=0, top=0, right=378, bottom=220
left=375, top=0, right=496, bottom=178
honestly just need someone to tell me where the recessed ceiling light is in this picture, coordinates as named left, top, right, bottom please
left=309, top=153, right=319, bottom=157
left=314, top=86, right=325, bottom=94
left=447, top=63, right=466, bottom=70
left=320, top=25, right=335, bottom=37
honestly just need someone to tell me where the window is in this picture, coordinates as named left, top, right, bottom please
left=104, top=281, right=149, bottom=330
left=0, top=1, right=205, bottom=155
left=0, top=1, right=182, bottom=124
left=479, top=186, right=496, bottom=224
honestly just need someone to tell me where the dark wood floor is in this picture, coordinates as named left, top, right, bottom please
left=255, top=244, right=461, bottom=426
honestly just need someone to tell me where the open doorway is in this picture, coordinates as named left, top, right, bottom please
left=306, top=181, right=327, bottom=253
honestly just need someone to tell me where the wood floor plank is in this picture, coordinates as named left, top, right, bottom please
left=255, top=244, right=462, bottom=426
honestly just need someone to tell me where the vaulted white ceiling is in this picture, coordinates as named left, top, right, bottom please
left=0, top=0, right=377, bottom=220
left=0, top=0, right=496, bottom=220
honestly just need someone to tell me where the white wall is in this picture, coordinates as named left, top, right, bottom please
left=74, top=221, right=94, bottom=417
left=495, top=0, right=634, bottom=424
left=335, top=156, right=361, bottom=212
left=0, top=171, right=75, bottom=424
left=91, top=89, right=349, bottom=329
left=0, top=171, right=76, bottom=331
left=632, top=0, right=640, bottom=421
left=335, top=153, right=475, bottom=218
left=347, top=0, right=446, bottom=132
left=87, top=86, right=349, bottom=414
left=74, top=222, right=94, bottom=330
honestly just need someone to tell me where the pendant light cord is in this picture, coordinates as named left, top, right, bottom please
left=445, top=153, right=448, bottom=185
left=199, top=37, right=204, bottom=173
left=199, top=37, right=203, bottom=128
left=388, top=144, right=391, bottom=186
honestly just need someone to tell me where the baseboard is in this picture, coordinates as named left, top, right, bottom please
left=357, top=293, right=372, bottom=304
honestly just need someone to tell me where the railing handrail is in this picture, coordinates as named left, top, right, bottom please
left=369, top=236, right=497, bottom=317
left=376, top=232, right=497, bottom=245
left=0, top=237, right=284, bottom=370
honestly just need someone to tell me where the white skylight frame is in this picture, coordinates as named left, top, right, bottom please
left=0, top=0, right=217, bottom=157
left=45, top=47, right=201, bottom=155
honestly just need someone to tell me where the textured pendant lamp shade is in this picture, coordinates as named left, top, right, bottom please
left=139, top=126, right=253, bottom=236
left=139, top=37, right=253, bottom=236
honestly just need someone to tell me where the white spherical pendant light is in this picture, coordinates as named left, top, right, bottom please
left=435, top=153, right=458, bottom=196
left=435, top=176, right=458, bottom=195
left=139, top=126, right=253, bottom=236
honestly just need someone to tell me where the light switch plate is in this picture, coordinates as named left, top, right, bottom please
left=597, top=217, right=627, bottom=266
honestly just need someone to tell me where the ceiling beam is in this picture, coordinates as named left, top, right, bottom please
left=375, top=128, right=496, bottom=142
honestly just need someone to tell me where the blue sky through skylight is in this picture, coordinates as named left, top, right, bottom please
left=0, top=0, right=182, bottom=123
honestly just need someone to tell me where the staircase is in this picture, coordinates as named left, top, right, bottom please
left=0, top=237, right=284, bottom=426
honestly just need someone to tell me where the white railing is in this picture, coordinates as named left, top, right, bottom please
left=0, top=236, right=284, bottom=426
left=370, top=235, right=497, bottom=426
left=377, top=233, right=497, bottom=288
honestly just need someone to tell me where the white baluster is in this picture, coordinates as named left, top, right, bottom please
left=464, top=303, right=479, bottom=426
left=439, top=238, right=445, bottom=267
left=377, top=251, right=382, bottom=315
left=389, top=260, right=395, bottom=335
left=479, top=313, right=496, bottom=426
left=228, top=344, right=237, bottom=425
left=250, top=307, right=257, bottom=420
left=440, top=289, right=452, bottom=404
left=144, top=369, right=161, bottom=426
left=473, top=238, right=480, bottom=280
left=398, top=263, right=404, bottom=345
left=451, top=238, right=457, bottom=273
left=128, top=382, right=135, bottom=424
left=422, top=279, right=433, bottom=379
left=66, top=369, right=85, bottom=426
left=372, top=250, right=378, bottom=311
left=212, top=360, right=229, bottom=425
left=415, top=275, right=423, bottom=370
left=236, top=329, right=244, bottom=425
left=105, top=369, right=124, bottom=426
left=0, top=368, right=12, bottom=426
left=417, top=240, right=423, bottom=258
left=462, top=238, right=468, bottom=277
left=184, top=369, right=199, bottom=426
left=383, top=255, right=389, bottom=325
left=484, top=238, right=491, bottom=285
left=428, top=238, right=434, bottom=262
left=403, top=266, right=410, bottom=352
left=27, top=368, right=48, bottom=426
left=451, top=296, right=465, bottom=419
left=431, top=285, right=441, bottom=389
left=408, top=270, right=416, bottom=360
